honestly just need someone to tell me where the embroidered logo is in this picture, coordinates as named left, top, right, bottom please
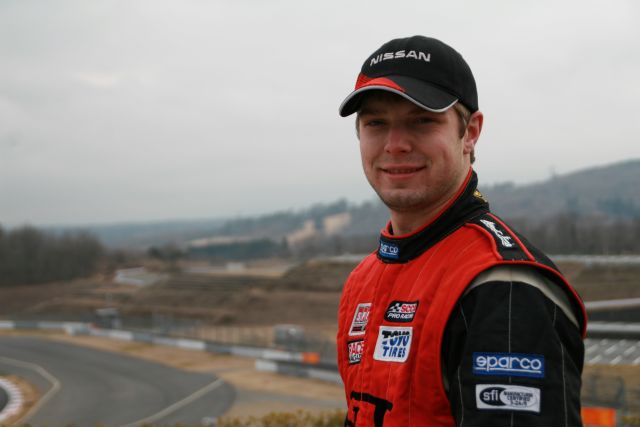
left=480, top=219, right=514, bottom=248
left=473, top=189, right=488, bottom=203
left=473, top=353, right=545, bottom=378
left=348, top=340, right=364, bottom=365
left=349, top=303, right=372, bottom=336
left=379, top=241, right=400, bottom=260
left=476, top=384, right=541, bottom=413
left=373, top=326, right=412, bottom=363
left=369, top=50, right=431, bottom=67
left=384, top=300, right=419, bottom=322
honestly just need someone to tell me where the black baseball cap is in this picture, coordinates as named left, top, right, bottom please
left=339, top=36, right=478, bottom=117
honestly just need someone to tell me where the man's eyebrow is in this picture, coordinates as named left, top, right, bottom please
left=358, top=107, right=383, bottom=116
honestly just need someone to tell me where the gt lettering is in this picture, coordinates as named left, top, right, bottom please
left=345, top=391, right=393, bottom=427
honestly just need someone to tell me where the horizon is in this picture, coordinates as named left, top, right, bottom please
left=4, top=156, right=637, bottom=229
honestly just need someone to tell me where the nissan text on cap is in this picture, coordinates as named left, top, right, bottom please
left=339, top=35, right=478, bottom=117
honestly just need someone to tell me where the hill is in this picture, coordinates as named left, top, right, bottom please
left=44, top=159, right=640, bottom=251
left=481, top=159, right=640, bottom=220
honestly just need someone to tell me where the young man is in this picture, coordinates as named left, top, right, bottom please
left=336, top=36, right=587, bottom=426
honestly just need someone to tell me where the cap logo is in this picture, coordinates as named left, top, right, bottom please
left=370, top=50, right=431, bottom=67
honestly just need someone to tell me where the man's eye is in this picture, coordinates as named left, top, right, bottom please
left=416, top=117, right=434, bottom=124
left=364, top=119, right=385, bottom=127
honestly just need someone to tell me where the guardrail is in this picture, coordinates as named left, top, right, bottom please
left=586, top=298, right=640, bottom=312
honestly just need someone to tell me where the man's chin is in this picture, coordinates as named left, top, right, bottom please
left=376, top=190, right=430, bottom=212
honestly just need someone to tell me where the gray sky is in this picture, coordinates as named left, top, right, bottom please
left=1, top=0, right=639, bottom=226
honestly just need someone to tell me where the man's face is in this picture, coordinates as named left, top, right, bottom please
left=357, top=92, right=475, bottom=216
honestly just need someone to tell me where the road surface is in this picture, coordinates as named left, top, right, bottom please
left=0, top=336, right=235, bottom=426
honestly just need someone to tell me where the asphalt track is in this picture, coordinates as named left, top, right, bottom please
left=0, top=386, right=6, bottom=413
left=0, top=336, right=235, bottom=426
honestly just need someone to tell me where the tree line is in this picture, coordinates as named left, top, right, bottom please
left=293, top=215, right=640, bottom=258
left=0, top=225, right=104, bottom=286
left=508, top=214, right=640, bottom=255
left=165, top=214, right=640, bottom=263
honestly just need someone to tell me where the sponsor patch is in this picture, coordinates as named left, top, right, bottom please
left=479, top=219, right=514, bottom=248
left=473, top=353, right=545, bottom=378
left=349, top=303, right=372, bottom=336
left=473, top=189, right=488, bottom=203
left=476, top=384, right=541, bottom=413
left=379, top=241, right=400, bottom=260
left=348, top=340, right=364, bottom=365
left=384, top=300, right=419, bottom=322
left=373, top=326, right=412, bottom=363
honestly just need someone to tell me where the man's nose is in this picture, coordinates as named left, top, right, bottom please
left=384, top=124, right=412, bottom=154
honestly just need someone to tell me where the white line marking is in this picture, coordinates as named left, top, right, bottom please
left=585, top=344, right=599, bottom=353
left=623, top=346, right=637, bottom=356
left=588, top=355, right=602, bottom=364
left=610, top=356, right=622, bottom=365
left=0, top=356, right=62, bottom=424
left=633, top=356, right=640, bottom=366
left=119, top=378, right=225, bottom=427
left=604, top=344, right=618, bottom=355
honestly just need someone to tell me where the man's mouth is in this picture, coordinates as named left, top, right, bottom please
left=381, top=166, right=425, bottom=175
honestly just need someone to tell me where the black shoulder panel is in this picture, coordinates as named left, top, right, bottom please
left=512, top=228, right=560, bottom=271
left=470, top=213, right=532, bottom=261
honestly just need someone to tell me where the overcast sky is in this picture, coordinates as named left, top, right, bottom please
left=1, top=0, right=639, bottom=227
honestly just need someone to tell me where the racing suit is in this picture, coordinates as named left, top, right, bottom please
left=337, top=170, right=586, bottom=426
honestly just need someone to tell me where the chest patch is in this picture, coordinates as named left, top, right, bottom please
left=476, top=384, right=541, bottom=413
left=349, top=303, right=372, bottom=336
left=384, top=300, right=419, bottom=322
left=348, top=340, right=364, bottom=364
left=373, top=326, right=412, bottom=362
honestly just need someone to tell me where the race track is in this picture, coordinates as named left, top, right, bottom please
left=0, top=336, right=235, bottom=426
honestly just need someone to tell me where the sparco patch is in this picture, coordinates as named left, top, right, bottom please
left=476, top=384, right=541, bottom=413
left=348, top=340, right=364, bottom=365
left=473, top=353, right=545, bottom=378
left=349, top=303, right=372, bottom=336
left=384, top=300, right=419, bottom=322
left=378, top=241, right=400, bottom=260
left=373, top=326, right=412, bottom=363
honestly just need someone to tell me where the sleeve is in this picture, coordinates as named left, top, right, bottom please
left=441, top=266, right=585, bottom=427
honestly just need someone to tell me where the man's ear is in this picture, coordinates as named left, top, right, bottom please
left=463, top=111, right=483, bottom=154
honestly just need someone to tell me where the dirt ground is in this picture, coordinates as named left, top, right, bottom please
left=0, top=330, right=345, bottom=419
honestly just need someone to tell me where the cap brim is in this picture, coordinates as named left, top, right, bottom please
left=338, top=75, right=458, bottom=117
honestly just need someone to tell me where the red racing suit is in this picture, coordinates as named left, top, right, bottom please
left=337, top=170, right=587, bottom=426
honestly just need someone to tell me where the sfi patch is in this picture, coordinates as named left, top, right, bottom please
left=349, top=303, right=372, bottom=336
left=373, top=326, right=412, bottom=363
left=476, top=384, right=541, bottom=413
left=384, top=300, right=419, bottom=322
left=348, top=340, right=364, bottom=365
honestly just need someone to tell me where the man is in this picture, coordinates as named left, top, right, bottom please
left=336, top=36, right=586, bottom=427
